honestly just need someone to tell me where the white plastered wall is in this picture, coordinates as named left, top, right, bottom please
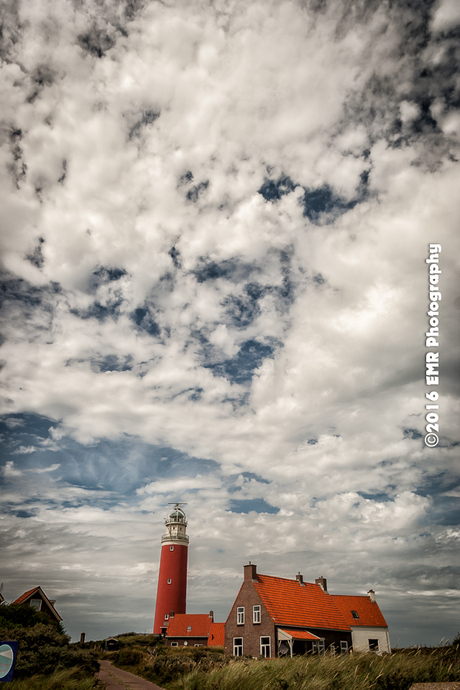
left=351, top=626, right=391, bottom=654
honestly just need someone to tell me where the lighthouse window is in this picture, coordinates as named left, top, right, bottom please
left=237, top=607, right=245, bottom=625
left=164, top=614, right=169, bottom=620
left=170, top=546, right=174, bottom=551
left=167, top=579, right=172, bottom=584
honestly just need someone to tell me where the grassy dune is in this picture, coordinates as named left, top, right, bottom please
left=7, top=667, right=100, bottom=690
left=109, top=635, right=460, bottom=690
left=169, top=647, right=460, bottom=690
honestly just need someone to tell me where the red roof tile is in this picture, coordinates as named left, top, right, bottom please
left=208, top=622, right=225, bottom=646
left=166, top=614, right=213, bottom=638
left=331, top=595, right=388, bottom=628
left=253, top=575, right=350, bottom=631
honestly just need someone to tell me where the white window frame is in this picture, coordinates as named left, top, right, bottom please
left=237, top=606, right=245, bottom=625
left=164, top=614, right=169, bottom=620
left=253, top=605, right=261, bottom=624
left=171, top=641, right=178, bottom=647
left=312, top=639, right=325, bottom=654
left=167, top=578, right=172, bottom=584
left=184, top=641, right=188, bottom=646
left=260, top=636, right=271, bottom=658
left=233, top=637, right=243, bottom=656
left=340, top=640, right=348, bottom=654
left=30, top=599, right=42, bottom=611
left=170, top=545, right=174, bottom=551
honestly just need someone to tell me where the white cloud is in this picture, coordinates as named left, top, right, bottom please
left=0, top=0, right=459, bottom=647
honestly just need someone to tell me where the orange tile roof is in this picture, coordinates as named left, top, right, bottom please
left=208, top=622, right=225, bottom=646
left=279, top=629, right=321, bottom=640
left=330, top=595, right=388, bottom=628
left=166, top=614, right=213, bottom=638
left=253, top=575, right=350, bottom=631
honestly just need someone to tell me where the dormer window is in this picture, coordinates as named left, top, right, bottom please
left=351, top=610, right=359, bottom=619
left=187, top=625, right=192, bottom=631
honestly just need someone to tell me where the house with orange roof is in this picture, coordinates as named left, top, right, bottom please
left=12, top=586, right=62, bottom=623
left=330, top=591, right=391, bottom=653
left=225, top=563, right=390, bottom=658
left=164, top=611, right=224, bottom=648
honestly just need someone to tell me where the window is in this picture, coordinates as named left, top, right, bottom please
left=167, top=579, right=172, bottom=584
left=340, top=640, right=349, bottom=654
left=233, top=637, right=243, bottom=656
left=194, top=644, right=202, bottom=647
left=351, top=610, right=359, bottom=619
left=170, top=546, right=174, bottom=551
left=184, top=641, right=188, bottom=646
left=253, top=605, right=261, bottom=624
left=171, top=642, right=178, bottom=647
left=164, top=614, right=169, bottom=620
left=237, top=606, right=245, bottom=625
left=187, top=626, right=192, bottom=631
left=312, top=639, right=325, bottom=654
left=30, top=599, right=42, bottom=611
left=369, top=639, right=379, bottom=651
left=260, top=636, right=271, bottom=658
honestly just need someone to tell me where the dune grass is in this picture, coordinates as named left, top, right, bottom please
left=7, top=667, right=101, bottom=690
left=166, top=647, right=460, bottom=690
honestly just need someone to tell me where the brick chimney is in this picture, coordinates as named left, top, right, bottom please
left=367, top=589, right=376, bottom=603
left=244, top=562, right=257, bottom=581
left=315, top=576, right=328, bottom=592
left=209, top=610, right=214, bottom=620
left=296, top=572, right=304, bottom=585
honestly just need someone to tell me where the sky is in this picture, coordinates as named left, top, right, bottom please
left=0, top=0, right=459, bottom=647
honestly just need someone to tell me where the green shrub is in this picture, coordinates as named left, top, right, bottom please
left=0, top=604, right=98, bottom=680
left=116, top=647, right=143, bottom=666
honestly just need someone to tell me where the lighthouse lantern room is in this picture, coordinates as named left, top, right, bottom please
left=153, top=503, right=189, bottom=635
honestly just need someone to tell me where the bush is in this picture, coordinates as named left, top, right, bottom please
left=116, top=648, right=143, bottom=666
left=0, top=604, right=99, bottom=680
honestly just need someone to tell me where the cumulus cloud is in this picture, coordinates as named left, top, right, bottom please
left=0, top=0, right=459, bottom=645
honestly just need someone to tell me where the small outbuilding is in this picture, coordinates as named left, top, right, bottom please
left=165, top=612, right=225, bottom=648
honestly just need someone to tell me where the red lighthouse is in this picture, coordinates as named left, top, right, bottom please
left=153, top=503, right=189, bottom=635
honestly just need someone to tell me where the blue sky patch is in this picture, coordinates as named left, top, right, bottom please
left=258, top=175, right=296, bottom=201
left=131, top=306, right=161, bottom=336
left=228, top=498, right=279, bottom=514
left=205, top=339, right=275, bottom=384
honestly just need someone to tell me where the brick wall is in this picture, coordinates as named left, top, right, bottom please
left=225, top=580, right=276, bottom=658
